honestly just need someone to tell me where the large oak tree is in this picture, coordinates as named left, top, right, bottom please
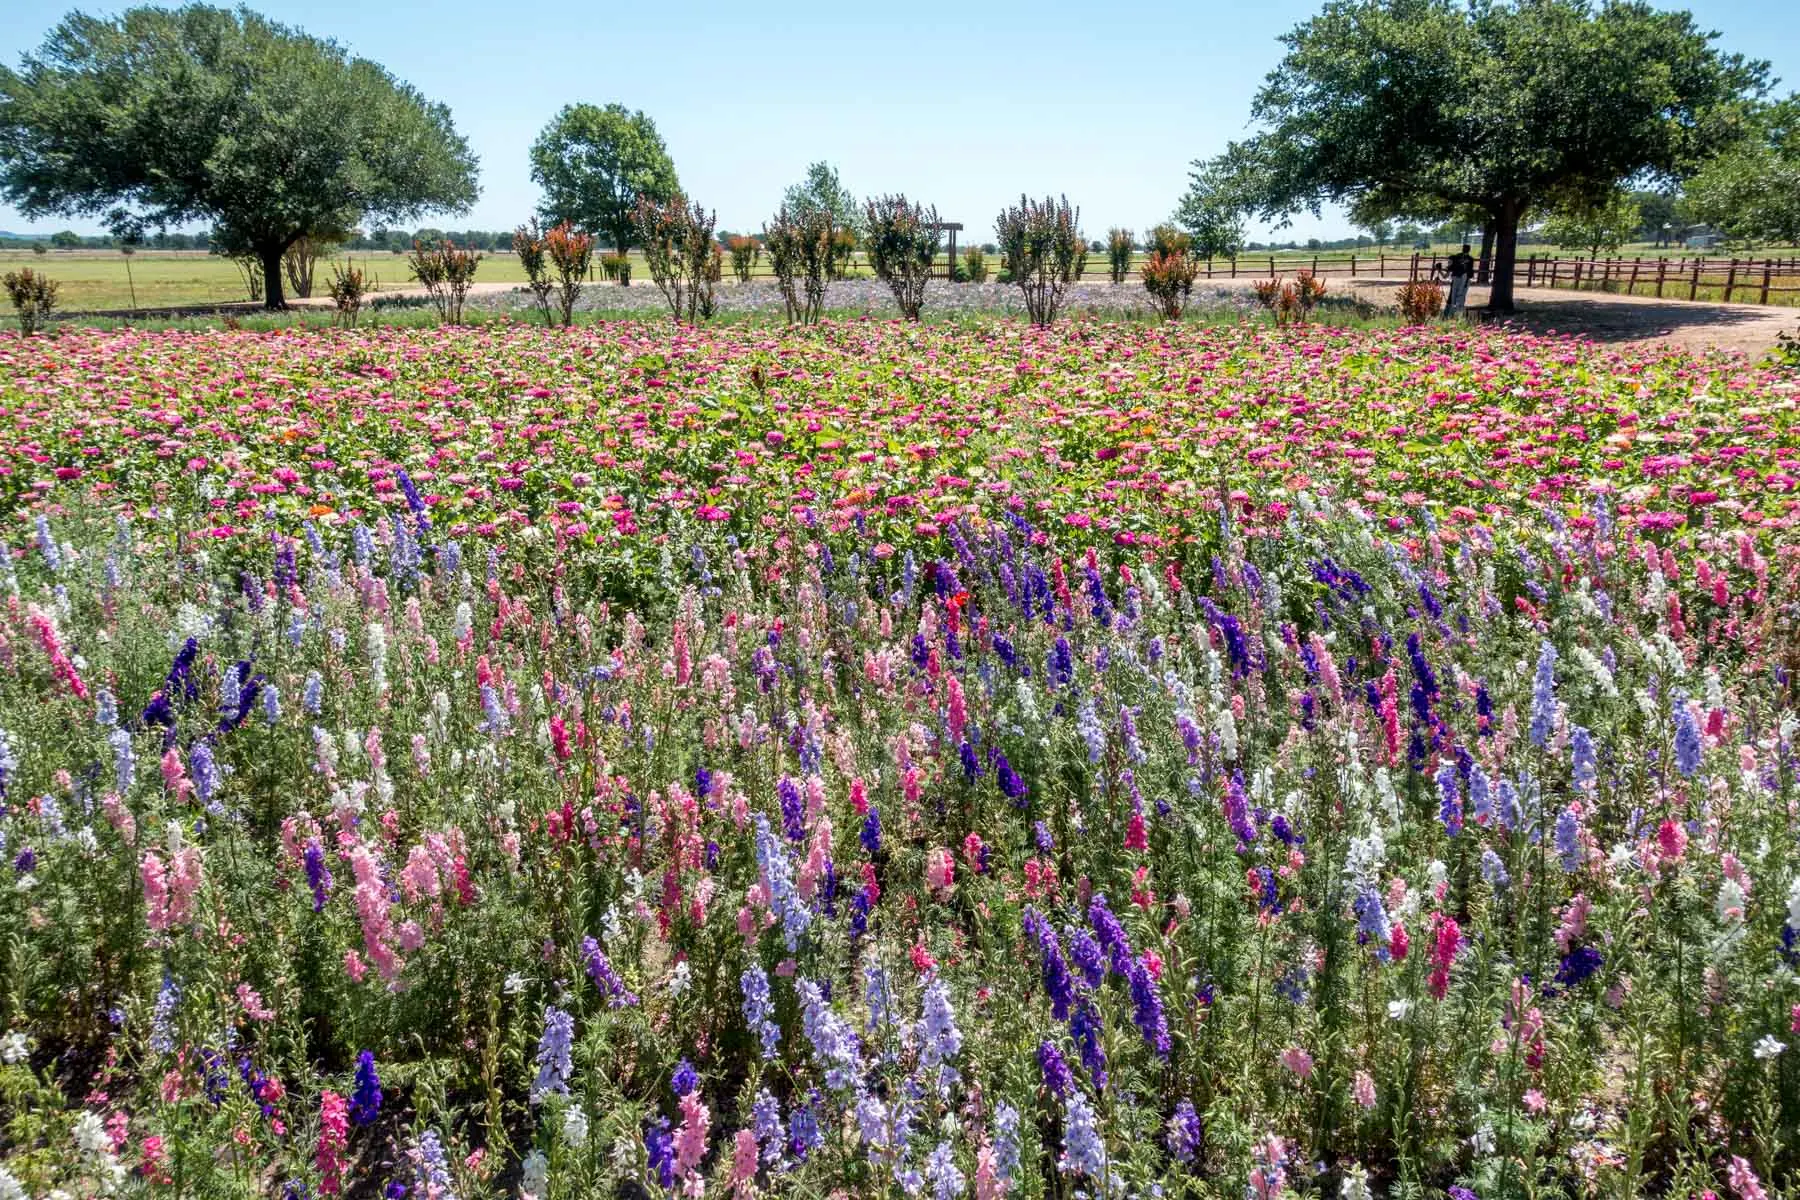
left=529, top=103, right=679, bottom=256
left=0, top=6, right=479, bottom=309
left=1215, top=0, right=1766, bottom=311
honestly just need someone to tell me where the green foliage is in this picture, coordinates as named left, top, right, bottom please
left=635, top=193, right=720, bottom=322
left=3, top=267, right=57, bottom=334
left=995, top=194, right=1083, bottom=327
left=782, top=161, right=862, bottom=242
left=1540, top=189, right=1644, bottom=256
left=512, top=218, right=557, bottom=326
left=762, top=204, right=834, bottom=325
left=863, top=195, right=941, bottom=320
left=727, top=235, right=760, bottom=283
left=406, top=239, right=480, bottom=324
left=1217, top=0, right=1768, bottom=310
left=529, top=103, right=680, bottom=257
left=1140, top=248, right=1199, bottom=320
left=961, top=245, right=988, bottom=284
left=1106, top=228, right=1134, bottom=284
left=544, top=222, right=595, bottom=326
left=1681, top=96, right=1800, bottom=248
left=1173, top=158, right=1245, bottom=261
left=1630, top=189, right=1680, bottom=244
left=1395, top=279, right=1445, bottom=323
left=325, top=261, right=368, bottom=328
left=0, top=6, right=478, bottom=309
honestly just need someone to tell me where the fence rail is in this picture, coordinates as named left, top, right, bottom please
left=1506, top=255, right=1800, bottom=306
left=1052, top=251, right=1800, bottom=308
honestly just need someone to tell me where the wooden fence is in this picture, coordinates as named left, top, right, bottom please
left=1505, top=255, right=1800, bottom=305
left=1066, top=251, right=1800, bottom=308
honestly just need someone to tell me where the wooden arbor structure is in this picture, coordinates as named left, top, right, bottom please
left=934, top=222, right=962, bottom=279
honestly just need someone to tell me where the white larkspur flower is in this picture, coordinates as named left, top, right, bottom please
left=1754, top=1036, right=1785, bottom=1060
left=562, top=1103, right=590, bottom=1149
left=1386, top=999, right=1412, bottom=1021
left=0, top=1031, right=29, bottom=1064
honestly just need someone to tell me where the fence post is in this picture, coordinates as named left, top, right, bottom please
left=1724, top=260, right=1737, bottom=303
left=1760, top=260, right=1772, bottom=305
left=1549, top=259, right=1559, bottom=289
left=1230, top=257, right=1236, bottom=279
left=1689, top=260, right=1700, bottom=300
left=1526, top=255, right=1535, bottom=287
left=1350, top=255, right=1356, bottom=277
left=1655, top=259, right=1666, bottom=298
left=1573, top=260, right=1584, bottom=291
left=1269, top=256, right=1275, bottom=277
left=1627, top=258, right=1640, bottom=295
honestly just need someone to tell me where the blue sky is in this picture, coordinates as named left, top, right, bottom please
left=3, top=0, right=1795, bottom=244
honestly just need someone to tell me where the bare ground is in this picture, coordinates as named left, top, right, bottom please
left=1334, top=278, right=1795, bottom=357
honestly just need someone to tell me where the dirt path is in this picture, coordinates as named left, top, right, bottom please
left=1333, top=278, right=1794, bottom=357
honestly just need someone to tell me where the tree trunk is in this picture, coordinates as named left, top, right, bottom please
left=259, top=244, right=288, bottom=311
left=1476, top=223, right=1496, bottom=284
left=1486, top=202, right=1522, bottom=314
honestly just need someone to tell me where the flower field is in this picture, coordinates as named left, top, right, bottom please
left=1, top=319, right=1799, bottom=1200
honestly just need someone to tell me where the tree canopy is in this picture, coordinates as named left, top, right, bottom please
left=1680, top=94, right=1800, bottom=247
left=0, top=5, right=479, bottom=308
left=783, top=163, right=863, bottom=242
left=1172, top=160, right=1246, bottom=260
left=1540, top=189, right=1643, bottom=256
left=529, top=103, right=680, bottom=256
left=1213, top=0, right=1767, bottom=310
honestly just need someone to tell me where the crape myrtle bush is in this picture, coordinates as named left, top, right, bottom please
left=995, top=194, right=1084, bottom=327
left=635, top=194, right=722, bottom=323
left=0, top=321, right=1799, bottom=1199
left=762, top=204, right=835, bottom=325
left=863, top=195, right=942, bottom=321
left=1107, top=229, right=1135, bottom=285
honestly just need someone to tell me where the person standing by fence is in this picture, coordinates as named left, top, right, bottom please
left=1445, top=243, right=1475, bottom=316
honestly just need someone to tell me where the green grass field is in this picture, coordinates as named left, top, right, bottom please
left=8, top=242, right=1798, bottom=313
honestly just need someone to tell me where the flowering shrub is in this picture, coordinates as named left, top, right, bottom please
left=544, top=221, right=595, bottom=326
left=2, top=268, right=57, bottom=335
left=961, top=246, right=988, bottom=284
left=727, top=235, right=760, bottom=283
left=995, top=194, right=1083, bottom=326
left=324, top=263, right=369, bottom=329
left=1107, top=228, right=1134, bottom=284
left=1251, top=276, right=1281, bottom=309
left=407, top=239, right=481, bottom=324
left=762, top=204, right=834, bottom=325
left=1140, top=227, right=1201, bottom=321
left=1396, top=280, right=1445, bottom=324
left=863, top=195, right=941, bottom=320
left=511, top=219, right=558, bottom=325
left=635, top=194, right=720, bottom=323
left=0, top=321, right=1798, bottom=1200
